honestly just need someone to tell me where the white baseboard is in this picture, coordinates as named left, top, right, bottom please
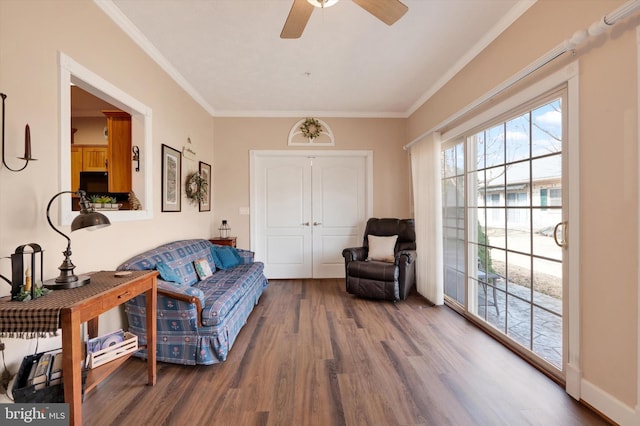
left=581, top=378, right=638, bottom=425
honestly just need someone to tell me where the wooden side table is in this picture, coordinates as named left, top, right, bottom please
left=209, top=237, right=237, bottom=247
left=0, top=270, right=158, bottom=426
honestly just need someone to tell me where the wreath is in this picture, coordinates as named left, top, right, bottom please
left=300, top=117, right=323, bottom=139
left=186, top=172, right=208, bottom=204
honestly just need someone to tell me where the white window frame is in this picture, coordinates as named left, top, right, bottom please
left=58, top=52, right=154, bottom=225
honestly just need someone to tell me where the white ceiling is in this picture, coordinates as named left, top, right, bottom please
left=100, top=0, right=535, bottom=118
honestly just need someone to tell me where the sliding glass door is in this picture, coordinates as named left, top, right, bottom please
left=442, top=141, right=466, bottom=307
left=443, top=91, right=566, bottom=373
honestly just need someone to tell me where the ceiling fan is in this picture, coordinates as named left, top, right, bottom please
left=281, top=0, right=408, bottom=39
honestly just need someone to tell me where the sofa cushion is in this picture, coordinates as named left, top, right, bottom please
left=212, top=246, right=243, bottom=269
left=367, top=235, right=398, bottom=262
left=210, top=245, right=242, bottom=270
left=196, top=262, right=265, bottom=326
left=156, top=261, right=182, bottom=284
left=348, top=260, right=399, bottom=281
left=118, top=239, right=215, bottom=286
left=194, top=258, right=213, bottom=280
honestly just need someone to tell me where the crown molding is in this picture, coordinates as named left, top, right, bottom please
left=93, top=0, right=217, bottom=116
left=212, top=109, right=407, bottom=119
left=406, top=0, right=537, bottom=117
left=95, top=0, right=535, bottom=120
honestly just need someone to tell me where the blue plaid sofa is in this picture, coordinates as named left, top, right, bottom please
left=117, top=239, right=268, bottom=365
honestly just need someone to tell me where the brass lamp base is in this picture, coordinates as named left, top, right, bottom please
left=44, top=275, right=91, bottom=290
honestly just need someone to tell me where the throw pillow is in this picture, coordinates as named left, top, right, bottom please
left=194, top=258, right=213, bottom=280
left=155, top=261, right=182, bottom=284
left=209, top=245, right=222, bottom=270
left=214, top=246, right=243, bottom=269
left=367, top=235, right=398, bottom=263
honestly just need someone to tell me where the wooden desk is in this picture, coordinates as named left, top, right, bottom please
left=0, top=270, right=158, bottom=426
left=209, top=237, right=237, bottom=247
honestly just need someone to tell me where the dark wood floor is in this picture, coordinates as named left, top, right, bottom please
left=83, top=279, right=610, bottom=425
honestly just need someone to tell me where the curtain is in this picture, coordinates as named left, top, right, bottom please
left=410, top=132, right=443, bottom=305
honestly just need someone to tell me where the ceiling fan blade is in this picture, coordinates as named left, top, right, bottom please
left=352, top=0, right=408, bottom=26
left=281, top=0, right=315, bottom=39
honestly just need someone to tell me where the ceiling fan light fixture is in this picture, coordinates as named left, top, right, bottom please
left=307, top=0, right=339, bottom=8
left=282, top=0, right=407, bottom=39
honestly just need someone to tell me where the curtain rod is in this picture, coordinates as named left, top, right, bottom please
left=403, top=0, right=640, bottom=151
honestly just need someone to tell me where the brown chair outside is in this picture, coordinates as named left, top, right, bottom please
left=342, top=218, right=416, bottom=301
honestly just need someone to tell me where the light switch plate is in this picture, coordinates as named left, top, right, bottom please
left=239, top=207, right=250, bottom=215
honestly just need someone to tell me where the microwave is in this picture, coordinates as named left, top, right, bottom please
left=79, top=171, right=108, bottom=194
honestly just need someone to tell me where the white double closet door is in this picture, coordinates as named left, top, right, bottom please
left=251, top=150, right=372, bottom=279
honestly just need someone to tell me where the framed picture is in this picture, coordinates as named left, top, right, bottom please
left=199, top=161, right=212, bottom=212
left=161, top=144, right=182, bottom=212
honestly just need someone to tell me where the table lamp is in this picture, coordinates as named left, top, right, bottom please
left=44, top=190, right=111, bottom=289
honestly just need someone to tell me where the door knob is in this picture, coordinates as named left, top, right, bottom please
left=313, top=222, right=322, bottom=226
left=302, top=222, right=310, bottom=226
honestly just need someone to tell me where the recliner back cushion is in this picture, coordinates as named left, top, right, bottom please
left=363, top=218, right=416, bottom=252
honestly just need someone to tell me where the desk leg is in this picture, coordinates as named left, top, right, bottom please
left=87, top=317, right=99, bottom=339
left=61, top=309, right=83, bottom=426
left=145, top=283, right=157, bottom=385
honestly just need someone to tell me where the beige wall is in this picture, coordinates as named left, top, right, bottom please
left=0, top=0, right=411, bottom=374
left=71, top=117, right=108, bottom=146
left=0, top=0, right=214, bottom=370
left=408, top=0, right=638, bottom=417
left=212, top=117, right=410, bottom=248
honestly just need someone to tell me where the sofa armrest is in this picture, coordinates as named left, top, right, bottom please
left=236, top=248, right=254, bottom=264
left=157, top=286, right=205, bottom=327
left=396, top=249, right=416, bottom=266
left=342, top=247, right=367, bottom=262
left=157, top=279, right=206, bottom=307
left=157, top=287, right=202, bottom=309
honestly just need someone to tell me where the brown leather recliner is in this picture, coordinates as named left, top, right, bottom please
left=342, top=218, right=416, bottom=301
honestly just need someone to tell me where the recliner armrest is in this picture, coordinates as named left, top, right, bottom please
left=395, top=249, right=416, bottom=265
left=342, top=247, right=367, bottom=262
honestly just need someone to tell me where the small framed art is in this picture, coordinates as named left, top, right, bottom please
left=199, top=161, right=211, bottom=212
left=162, top=144, right=182, bottom=212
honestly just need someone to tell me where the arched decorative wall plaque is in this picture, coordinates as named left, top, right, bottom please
left=288, top=118, right=334, bottom=146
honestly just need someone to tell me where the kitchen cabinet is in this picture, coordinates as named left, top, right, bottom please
left=103, top=110, right=132, bottom=193
left=82, top=146, right=108, bottom=171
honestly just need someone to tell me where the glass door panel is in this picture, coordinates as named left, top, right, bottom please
left=442, top=142, right=466, bottom=307
left=466, top=96, right=564, bottom=371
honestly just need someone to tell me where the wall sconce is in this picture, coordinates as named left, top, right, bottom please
left=1, top=92, right=37, bottom=172
left=132, top=145, right=140, bottom=172
left=44, top=190, right=111, bottom=289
